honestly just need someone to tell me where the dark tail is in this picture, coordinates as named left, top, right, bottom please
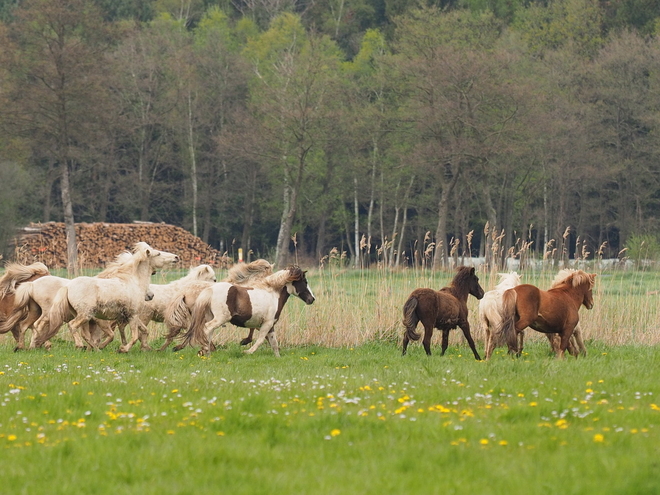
left=497, top=289, right=518, bottom=353
left=402, top=296, right=421, bottom=341
left=178, top=288, right=212, bottom=349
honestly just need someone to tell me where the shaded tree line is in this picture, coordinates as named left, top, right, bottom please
left=1, top=0, right=660, bottom=269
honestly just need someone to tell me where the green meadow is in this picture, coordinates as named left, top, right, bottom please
left=2, top=267, right=660, bottom=493
left=2, top=341, right=660, bottom=494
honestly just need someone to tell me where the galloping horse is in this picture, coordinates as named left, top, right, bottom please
left=99, top=264, right=218, bottom=350
left=35, top=242, right=179, bottom=352
left=0, top=262, right=50, bottom=349
left=498, top=269, right=596, bottom=358
left=402, top=266, right=484, bottom=359
left=175, top=266, right=315, bottom=357
left=158, top=259, right=273, bottom=351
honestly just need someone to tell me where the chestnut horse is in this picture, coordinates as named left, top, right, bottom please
left=402, top=266, right=484, bottom=359
left=0, top=262, right=50, bottom=349
left=498, top=269, right=596, bottom=358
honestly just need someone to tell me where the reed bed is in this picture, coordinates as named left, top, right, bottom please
left=3, top=264, right=660, bottom=352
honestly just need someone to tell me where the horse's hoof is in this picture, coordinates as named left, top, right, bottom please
left=239, top=338, right=252, bottom=346
left=117, top=346, right=128, bottom=353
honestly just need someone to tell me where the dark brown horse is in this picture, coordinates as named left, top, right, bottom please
left=498, top=269, right=596, bottom=358
left=402, top=266, right=484, bottom=359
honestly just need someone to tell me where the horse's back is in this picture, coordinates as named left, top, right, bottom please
left=408, top=288, right=462, bottom=327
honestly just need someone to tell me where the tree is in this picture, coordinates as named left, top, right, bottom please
left=1, top=0, right=114, bottom=272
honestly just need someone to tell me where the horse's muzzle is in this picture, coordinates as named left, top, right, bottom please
left=145, top=290, right=154, bottom=301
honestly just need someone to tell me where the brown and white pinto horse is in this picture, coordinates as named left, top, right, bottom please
left=402, top=266, right=484, bottom=359
left=175, top=266, right=315, bottom=357
left=498, top=269, right=596, bottom=358
left=0, top=262, right=50, bottom=349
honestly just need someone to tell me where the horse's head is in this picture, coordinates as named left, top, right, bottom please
left=135, top=242, right=180, bottom=271
left=466, top=267, right=485, bottom=300
left=286, top=266, right=315, bottom=305
left=192, top=264, right=217, bottom=282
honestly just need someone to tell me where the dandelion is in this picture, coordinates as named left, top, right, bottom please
left=330, top=429, right=341, bottom=437
left=8, top=435, right=17, bottom=442
left=479, top=438, right=489, bottom=445
left=593, top=434, right=605, bottom=443
left=499, top=440, right=508, bottom=446
left=529, top=402, right=538, bottom=407
left=167, top=430, right=175, bottom=435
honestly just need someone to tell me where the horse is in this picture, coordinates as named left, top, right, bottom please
left=479, top=272, right=521, bottom=360
left=0, top=262, right=50, bottom=349
left=479, top=271, right=585, bottom=359
left=98, top=264, right=218, bottom=350
left=34, top=242, right=179, bottom=352
left=0, top=275, right=113, bottom=350
left=402, top=266, right=484, bottom=359
left=174, top=265, right=315, bottom=357
left=158, top=259, right=273, bottom=351
left=498, top=269, right=596, bottom=358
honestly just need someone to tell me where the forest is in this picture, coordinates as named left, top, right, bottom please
left=1, top=0, right=659, bottom=269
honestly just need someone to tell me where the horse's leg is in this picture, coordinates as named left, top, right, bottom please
left=79, top=322, right=98, bottom=351
left=118, top=318, right=147, bottom=353
left=98, top=321, right=119, bottom=350
left=66, top=315, right=90, bottom=350
left=240, top=329, right=255, bottom=346
left=438, top=329, right=448, bottom=356
left=30, top=315, right=49, bottom=349
left=517, top=331, right=525, bottom=357
left=138, top=318, right=152, bottom=351
left=157, top=324, right=182, bottom=351
left=459, top=323, right=481, bottom=361
left=573, top=324, right=587, bottom=356
left=14, top=309, right=39, bottom=351
left=264, top=328, right=280, bottom=358
left=69, top=323, right=86, bottom=349
left=483, top=317, right=495, bottom=360
left=245, top=321, right=277, bottom=356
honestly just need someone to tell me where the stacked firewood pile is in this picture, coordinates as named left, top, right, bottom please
left=11, top=222, right=229, bottom=269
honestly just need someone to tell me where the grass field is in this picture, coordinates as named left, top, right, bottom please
left=2, top=342, right=660, bottom=494
left=2, top=266, right=660, bottom=493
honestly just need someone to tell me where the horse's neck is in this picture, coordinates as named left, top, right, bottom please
left=554, top=284, right=585, bottom=308
left=448, top=285, right=469, bottom=302
left=134, top=260, right=153, bottom=289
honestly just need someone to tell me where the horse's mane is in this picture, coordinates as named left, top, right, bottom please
left=97, top=243, right=151, bottom=280
left=251, top=266, right=304, bottom=290
left=224, top=259, right=273, bottom=285
left=0, top=262, right=50, bottom=296
left=494, top=271, right=520, bottom=290
left=551, top=269, right=595, bottom=289
left=450, top=266, right=476, bottom=288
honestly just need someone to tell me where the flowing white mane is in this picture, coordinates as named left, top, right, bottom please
left=551, top=269, right=595, bottom=288
left=494, top=271, right=521, bottom=291
left=0, top=262, right=49, bottom=297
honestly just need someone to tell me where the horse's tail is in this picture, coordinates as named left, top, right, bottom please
left=0, top=282, right=33, bottom=335
left=498, top=289, right=518, bottom=353
left=37, top=286, right=71, bottom=346
left=402, top=296, right=421, bottom=341
left=164, top=295, right=191, bottom=331
left=179, top=288, right=212, bottom=349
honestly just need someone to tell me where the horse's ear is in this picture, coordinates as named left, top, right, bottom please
left=470, top=267, right=475, bottom=275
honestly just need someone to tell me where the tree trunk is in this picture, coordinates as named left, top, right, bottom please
left=187, top=92, right=198, bottom=237
left=60, top=160, right=78, bottom=275
left=353, top=177, right=359, bottom=268
left=433, top=171, right=461, bottom=269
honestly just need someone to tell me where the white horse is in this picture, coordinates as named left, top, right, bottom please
left=176, top=266, right=315, bottom=357
left=1, top=275, right=113, bottom=350
left=479, top=272, right=522, bottom=360
left=100, top=264, right=218, bottom=350
left=35, top=242, right=179, bottom=352
left=158, top=259, right=273, bottom=351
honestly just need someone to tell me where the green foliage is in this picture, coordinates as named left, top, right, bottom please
left=625, top=234, right=660, bottom=266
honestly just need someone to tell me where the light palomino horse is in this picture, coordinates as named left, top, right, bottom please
left=0, top=275, right=113, bottom=350
left=158, top=259, right=273, bottom=351
left=100, top=264, right=217, bottom=350
left=479, top=272, right=522, bottom=360
left=175, top=266, right=315, bottom=357
left=34, top=242, right=179, bottom=352
left=498, top=269, right=596, bottom=358
left=0, top=262, right=50, bottom=349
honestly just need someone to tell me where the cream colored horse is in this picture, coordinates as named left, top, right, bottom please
left=159, top=259, right=273, bottom=351
left=34, top=242, right=179, bottom=352
left=100, top=264, right=218, bottom=350
left=1, top=275, right=113, bottom=350
left=479, top=272, right=522, bottom=360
